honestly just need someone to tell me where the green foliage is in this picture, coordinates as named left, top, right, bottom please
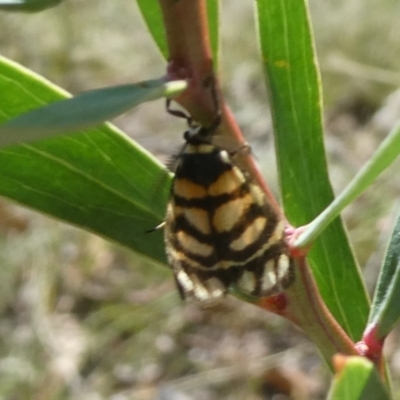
left=369, top=212, right=400, bottom=338
left=255, top=0, right=369, bottom=340
left=0, top=56, right=170, bottom=265
left=136, top=0, right=168, bottom=58
left=328, top=357, right=390, bottom=400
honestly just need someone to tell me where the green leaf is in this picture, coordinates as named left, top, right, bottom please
left=0, top=56, right=169, bottom=266
left=0, top=0, right=63, bottom=12
left=296, top=122, right=400, bottom=248
left=136, top=1, right=168, bottom=58
left=368, top=211, right=400, bottom=339
left=328, top=357, right=390, bottom=400
left=206, top=0, right=219, bottom=65
left=0, top=78, right=186, bottom=148
left=136, top=0, right=219, bottom=63
left=255, top=0, right=369, bottom=339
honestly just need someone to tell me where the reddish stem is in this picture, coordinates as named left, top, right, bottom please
left=259, top=257, right=358, bottom=368
left=355, top=324, right=385, bottom=376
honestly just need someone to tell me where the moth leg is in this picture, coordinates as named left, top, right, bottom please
left=166, top=98, right=194, bottom=126
left=167, top=75, right=221, bottom=133
left=203, top=74, right=222, bottom=134
left=229, top=142, right=252, bottom=158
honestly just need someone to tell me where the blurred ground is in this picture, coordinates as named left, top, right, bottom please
left=0, top=1, right=400, bottom=399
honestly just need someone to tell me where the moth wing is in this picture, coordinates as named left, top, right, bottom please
left=164, top=200, right=226, bottom=306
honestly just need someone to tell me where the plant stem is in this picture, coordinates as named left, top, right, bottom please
left=259, top=257, right=358, bottom=368
left=295, top=121, right=400, bottom=249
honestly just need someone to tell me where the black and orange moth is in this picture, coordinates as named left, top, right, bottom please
left=164, top=91, right=294, bottom=306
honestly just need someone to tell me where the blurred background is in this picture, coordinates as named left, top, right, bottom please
left=0, top=1, right=400, bottom=399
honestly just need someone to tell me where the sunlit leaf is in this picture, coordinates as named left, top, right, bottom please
left=0, top=56, right=170, bottom=267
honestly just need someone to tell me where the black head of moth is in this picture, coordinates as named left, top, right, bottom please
left=164, top=97, right=294, bottom=307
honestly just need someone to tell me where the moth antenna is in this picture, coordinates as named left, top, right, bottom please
left=146, top=221, right=165, bottom=234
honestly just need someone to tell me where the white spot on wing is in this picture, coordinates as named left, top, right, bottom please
left=262, top=260, right=278, bottom=291
left=237, top=271, right=256, bottom=293
left=277, top=255, right=290, bottom=279
left=177, top=270, right=194, bottom=292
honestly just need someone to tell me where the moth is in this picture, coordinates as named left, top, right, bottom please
left=164, top=96, right=294, bottom=306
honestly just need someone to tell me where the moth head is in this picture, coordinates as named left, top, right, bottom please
left=183, top=124, right=212, bottom=146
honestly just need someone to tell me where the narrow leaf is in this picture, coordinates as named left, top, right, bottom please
left=0, top=78, right=187, bottom=147
left=296, top=122, right=400, bottom=248
left=136, top=1, right=168, bottom=58
left=0, top=56, right=170, bottom=266
left=328, top=356, right=389, bottom=400
left=368, top=211, right=400, bottom=338
left=206, top=0, right=219, bottom=65
left=0, top=0, right=63, bottom=12
left=255, top=0, right=369, bottom=339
